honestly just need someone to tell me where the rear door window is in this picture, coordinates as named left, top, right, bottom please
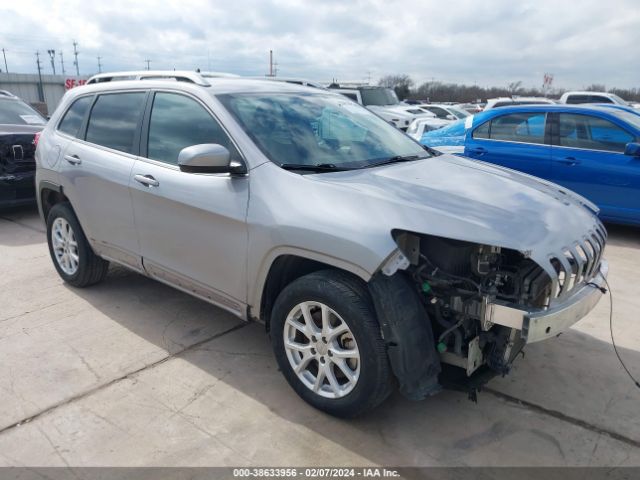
left=557, top=114, right=634, bottom=152
left=58, top=96, right=93, bottom=137
left=472, top=112, right=546, bottom=144
left=85, top=92, right=146, bottom=154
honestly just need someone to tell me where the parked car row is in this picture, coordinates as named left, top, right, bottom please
left=420, top=104, right=640, bottom=225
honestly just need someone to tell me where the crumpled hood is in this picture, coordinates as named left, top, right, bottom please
left=309, top=154, right=603, bottom=271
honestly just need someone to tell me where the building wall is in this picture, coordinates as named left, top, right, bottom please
left=0, top=73, right=88, bottom=115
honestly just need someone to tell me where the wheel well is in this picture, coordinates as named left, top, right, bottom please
left=260, top=255, right=355, bottom=331
left=41, top=188, right=69, bottom=219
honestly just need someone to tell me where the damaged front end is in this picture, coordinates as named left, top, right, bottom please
left=370, top=228, right=608, bottom=401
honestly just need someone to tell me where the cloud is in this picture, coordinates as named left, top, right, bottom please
left=0, top=0, right=638, bottom=90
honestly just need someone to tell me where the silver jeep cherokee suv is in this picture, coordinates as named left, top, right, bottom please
left=35, top=73, right=608, bottom=417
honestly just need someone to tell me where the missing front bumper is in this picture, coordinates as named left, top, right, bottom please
left=485, top=260, right=608, bottom=343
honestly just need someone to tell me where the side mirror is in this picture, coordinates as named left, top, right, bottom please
left=178, top=144, right=245, bottom=174
left=624, top=142, right=640, bottom=157
left=446, top=114, right=456, bottom=120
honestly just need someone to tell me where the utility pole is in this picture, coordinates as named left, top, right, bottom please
left=47, top=49, right=56, bottom=75
left=59, top=51, right=66, bottom=75
left=35, top=51, right=44, bottom=102
left=145, top=59, right=151, bottom=70
left=267, top=50, right=276, bottom=77
left=72, top=40, right=80, bottom=76
left=97, top=56, right=102, bottom=73
left=1, top=48, right=7, bottom=73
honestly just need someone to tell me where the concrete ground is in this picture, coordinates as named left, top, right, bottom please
left=0, top=205, right=639, bottom=467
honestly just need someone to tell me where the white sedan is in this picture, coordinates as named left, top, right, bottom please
left=406, top=117, right=451, bottom=141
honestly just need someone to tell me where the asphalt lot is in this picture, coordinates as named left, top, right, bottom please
left=0, top=205, right=639, bottom=467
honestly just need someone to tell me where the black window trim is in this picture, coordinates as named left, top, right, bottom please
left=549, top=111, right=637, bottom=155
left=55, top=94, right=96, bottom=140
left=471, top=112, right=551, bottom=147
left=79, top=89, right=150, bottom=156
left=138, top=88, right=247, bottom=172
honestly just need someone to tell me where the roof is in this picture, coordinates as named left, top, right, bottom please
left=86, top=70, right=238, bottom=86
left=63, top=76, right=331, bottom=101
left=561, top=91, right=613, bottom=96
left=487, top=96, right=555, bottom=102
left=472, top=103, right=640, bottom=124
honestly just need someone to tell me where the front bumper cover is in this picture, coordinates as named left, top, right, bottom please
left=485, top=260, right=608, bottom=343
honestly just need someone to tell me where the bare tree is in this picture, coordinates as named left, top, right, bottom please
left=585, top=84, right=607, bottom=92
left=507, top=81, right=523, bottom=95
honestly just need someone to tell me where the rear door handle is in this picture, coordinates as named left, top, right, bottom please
left=134, top=174, right=159, bottom=187
left=556, top=156, right=581, bottom=166
left=468, top=147, right=487, bottom=156
left=64, top=154, right=82, bottom=165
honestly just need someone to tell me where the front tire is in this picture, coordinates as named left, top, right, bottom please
left=271, top=270, right=394, bottom=417
left=46, top=202, right=109, bottom=287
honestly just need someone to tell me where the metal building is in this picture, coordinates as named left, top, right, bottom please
left=0, top=73, right=88, bottom=115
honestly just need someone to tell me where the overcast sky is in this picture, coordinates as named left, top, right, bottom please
left=1, top=0, right=638, bottom=90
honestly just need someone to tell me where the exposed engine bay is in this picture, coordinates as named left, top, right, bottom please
left=393, top=231, right=554, bottom=388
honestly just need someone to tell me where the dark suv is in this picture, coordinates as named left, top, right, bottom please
left=0, top=91, right=46, bottom=208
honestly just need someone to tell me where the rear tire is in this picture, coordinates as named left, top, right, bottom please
left=271, top=270, right=394, bottom=417
left=46, top=202, right=109, bottom=287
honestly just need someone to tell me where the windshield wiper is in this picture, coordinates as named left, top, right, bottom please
left=279, top=163, right=352, bottom=172
left=423, top=145, right=442, bottom=156
left=368, top=154, right=426, bottom=168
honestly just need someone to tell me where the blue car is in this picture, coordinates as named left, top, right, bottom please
left=421, top=104, right=640, bottom=225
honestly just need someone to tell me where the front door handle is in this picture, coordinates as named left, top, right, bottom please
left=134, top=174, right=159, bottom=187
left=64, top=154, right=82, bottom=165
left=556, top=156, right=581, bottom=166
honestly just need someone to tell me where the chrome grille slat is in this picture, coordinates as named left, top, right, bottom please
left=569, top=245, right=586, bottom=285
left=556, top=253, right=573, bottom=299
left=583, top=238, right=596, bottom=278
left=589, top=234, right=603, bottom=277
left=547, top=225, right=606, bottom=302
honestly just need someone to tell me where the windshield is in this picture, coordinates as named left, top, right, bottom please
left=0, top=99, right=46, bottom=125
left=612, top=110, right=640, bottom=130
left=448, top=106, right=470, bottom=119
left=610, top=94, right=628, bottom=106
left=360, top=88, right=399, bottom=106
left=218, top=92, right=430, bottom=170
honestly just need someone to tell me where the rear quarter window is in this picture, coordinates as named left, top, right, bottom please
left=58, top=96, right=93, bottom=137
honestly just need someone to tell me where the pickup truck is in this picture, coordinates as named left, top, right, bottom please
left=329, top=84, right=434, bottom=130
